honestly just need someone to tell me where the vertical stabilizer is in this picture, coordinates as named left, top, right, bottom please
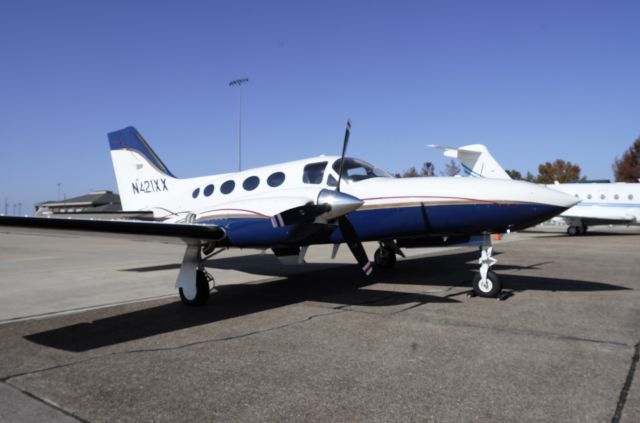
left=108, top=127, right=177, bottom=211
left=428, top=144, right=511, bottom=179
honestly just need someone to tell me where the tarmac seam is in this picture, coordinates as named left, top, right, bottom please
left=611, top=341, right=640, bottom=423
left=1, top=381, right=89, bottom=423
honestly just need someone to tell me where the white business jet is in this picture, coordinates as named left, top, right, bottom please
left=0, top=123, right=578, bottom=304
left=429, top=144, right=640, bottom=235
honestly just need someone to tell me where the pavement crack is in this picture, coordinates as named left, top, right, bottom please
left=3, top=308, right=348, bottom=383
left=611, top=341, right=640, bottom=423
left=119, top=308, right=347, bottom=355
left=428, top=318, right=633, bottom=349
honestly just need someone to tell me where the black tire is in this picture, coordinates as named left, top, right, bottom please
left=374, top=247, right=396, bottom=269
left=472, top=270, right=501, bottom=298
left=179, top=269, right=210, bottom=306
left=567, top=226, right=578, bottom=236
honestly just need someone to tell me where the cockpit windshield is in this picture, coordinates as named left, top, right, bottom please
left=331, top=158, right=392, bottom=183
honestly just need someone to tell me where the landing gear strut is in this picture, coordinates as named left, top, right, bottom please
left=472, top=233, right=502, bottom=298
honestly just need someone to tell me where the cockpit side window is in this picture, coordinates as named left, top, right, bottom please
left=332, top=158, right=391, bottom=183
left=303, top=162, right=328, bottom=184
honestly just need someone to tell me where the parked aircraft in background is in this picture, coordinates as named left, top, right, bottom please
left=429, top=144, right=640, bottom=235
left=0, top=124, right=578, bottom=305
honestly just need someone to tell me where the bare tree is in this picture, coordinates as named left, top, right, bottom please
left=442, top=159, right=460, bottom=176
left=402, top=167, right=419, bottom=178
left=420, top=162, right=435, bottom=177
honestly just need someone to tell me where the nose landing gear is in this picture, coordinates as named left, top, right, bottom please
left=471, top=233, right=502, bottom=298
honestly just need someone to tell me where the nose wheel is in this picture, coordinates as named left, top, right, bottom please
left=472, top=269, right=501, bottom=298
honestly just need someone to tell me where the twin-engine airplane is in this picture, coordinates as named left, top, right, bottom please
left=430, top=143, right=640, bottom=235
left=0, top=123, right=578, bottom=304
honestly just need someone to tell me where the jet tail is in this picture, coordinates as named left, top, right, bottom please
left=108, top=127, right=178, bottom=212
left=428, top=144, right=511, bottom=179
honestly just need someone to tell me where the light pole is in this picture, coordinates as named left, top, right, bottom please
left=229, top=78, right=249, bottom=171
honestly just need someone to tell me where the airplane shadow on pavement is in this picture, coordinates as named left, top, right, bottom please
left=25, top=251, right=628, bottom=353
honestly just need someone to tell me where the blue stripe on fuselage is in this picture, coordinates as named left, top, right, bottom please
left=205, top=202, right=565, bottom=248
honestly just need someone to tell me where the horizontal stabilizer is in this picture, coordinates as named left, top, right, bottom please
left=428, top=144, right=511, bottom=180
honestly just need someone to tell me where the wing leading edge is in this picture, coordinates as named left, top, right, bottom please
left=0, top=216, right=225, bottom=245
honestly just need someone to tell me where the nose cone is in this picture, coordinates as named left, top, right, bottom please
left=317, top=189, right=364, bottom=219
left=534, top=184, right=581, bottom=209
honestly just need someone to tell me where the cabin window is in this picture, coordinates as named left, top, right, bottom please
left=267, top=171, right=285, bottom=187
left=630, top=194, right=634, bottom=200
left=614, top=194, right=620, bottom=200
left=600, top=194, right=606, bottom=200
left=192, top=188, right=200, bottom=199
left=303, top=162, right=328, bottom=184
left=204, top=184, right=214, bottom=197
left=243, top=176, right=260, bottom=191
left=587, top=194, right=592, bottom=200
left=221, top=180, right=235, bottom=194
left=327, top=174, right=338, bottom=187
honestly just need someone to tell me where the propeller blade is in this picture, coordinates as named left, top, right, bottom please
left=336, top=120, right=351, bottom=192
left=271, top=190, right=363, bottom=228
left=338, top=216, right=372, bottom=276
left=271, top=203, right=330, bottom=228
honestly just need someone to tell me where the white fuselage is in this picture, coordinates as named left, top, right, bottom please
left=547, top=182, right=640, bottom=226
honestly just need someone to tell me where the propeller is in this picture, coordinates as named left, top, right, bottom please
left=334, top=120, right=372, bottom=275
left=270, top=120, right=373, bottom=276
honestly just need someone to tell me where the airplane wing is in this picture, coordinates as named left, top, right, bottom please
left=0, top=216, right=225, bottom=245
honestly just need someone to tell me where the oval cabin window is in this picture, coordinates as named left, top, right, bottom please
left=221, top=180, right=235, bottom=194
left=243, top=176, right=260, bottom=191
left=267, top=172, right=286, bottom=187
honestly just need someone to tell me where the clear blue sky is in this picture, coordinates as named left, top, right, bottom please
left=1, top=0, right=639, bottom=214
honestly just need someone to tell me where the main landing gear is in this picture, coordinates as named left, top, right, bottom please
left=176, top=243, right=216, bottom=306
left=567, top=225, right=587, bottom=236
left=374, top=241, right=403, bottom=269
left=471, top=233, right=502, bottom=298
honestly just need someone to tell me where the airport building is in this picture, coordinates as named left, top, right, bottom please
left=34, top=190, right=122, bottom=216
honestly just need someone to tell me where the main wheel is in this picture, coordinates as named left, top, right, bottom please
left=374, top=247, right=396, bottom=269
left=472, top=270, right=502, bottom=298
left=567, top=226, right=578, bottom=236
left=179, top=269, right=211, bottom=306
